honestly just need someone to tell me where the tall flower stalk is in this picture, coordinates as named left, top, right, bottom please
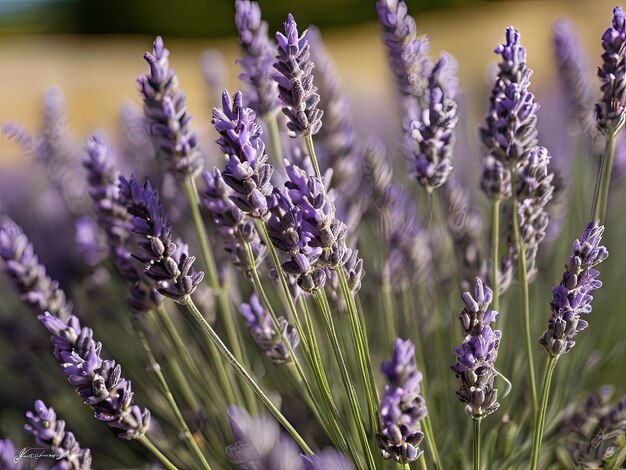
left=531, top=222, right=608, bottom=469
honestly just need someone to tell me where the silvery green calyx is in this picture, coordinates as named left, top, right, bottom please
left=234, top=0, right=279, bottom=117
left=24, top=400, right=92, bottom=470
left=480, top=27, right=539, bottom=201
left=239, top=294, right=299, bottom=365
left=83, top=134, right=162, bottom=313
left=273, top=14, right=323, bottom=137
left=138, top=36, right=203, bottom=179
left=202, top=167, right=267, bottom=274
left=212, top=90, right=274, bottom=219
left=405, top=53, right=458, bottom=192
left=119, top=175, right=204, bottom=302
left=0, top=439, right=17, bottom=470
left=596, top=6, right=626, bottom=133
left=0, top=217, right=73, bottom=321
left=39, top=312, right=150, bottom=439
left=376, top=0, right=431, bottom=99
left=451, top=278, right=501, bottom=419
left=377, top=338, right=427, bottom=463
left=539, top=222, right=608, bottom=358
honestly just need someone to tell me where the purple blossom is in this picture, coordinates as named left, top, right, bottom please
left=376, top=0, right=432, bottom=98
left=24, top=400, right=92, bottom=469
left=83, top=135, right=162, bottom=313
left=138, top=36, right=203, bottom=179
left=202, top=168, right=267, bottom=274
left=234, top=0, right=279, bottom=116
left=239, top=294, right=299, bottom=364
left=273, top=14, right=323, bottom=137
left=39, top=312, right=150, bottom=439
left=119, top=175, right=204, bottom=302
left=302, top=448, right=355, bottom=470
left=212, top=90, right=274, bottom=219
left=596, top=6, right=626, bottom=133
left=405, top=53, right=458, bottom=191
left=74, top=215, right=109, bottom=267
left=0, top=439, right=17, bottom=470
left=200, top=49, right=227, bottom=91
left=377, top=338, right=427, bottom=463
left=539, top=222, right=608, bottom=357
left=480, top=27, right=539, bottom=201
left=0, top=217, right=73, bottom=321
left=451, top=278, right=501, bottom=419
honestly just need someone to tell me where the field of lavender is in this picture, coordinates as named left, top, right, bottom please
left=0, top=1, right=625, bottom=469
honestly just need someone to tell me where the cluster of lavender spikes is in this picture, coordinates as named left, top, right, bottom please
left=480, top=27, right=539, bottom=201
left=234, top=0, right=279, bottom=117
left=202, top=167, right=267, bottom=275
left=596, top=6, right=626, bottom=133
left=0, top=217, right=73, bottom=321
left=40, top=311, right=150, bottom=439
left=539, top=222, right=608, bottom=357
left=83, top=135, right=162, bottom=313
left=377, top=338, right=427, bottom=463
left=239, top=294, right=299, bottom=365
left=226, top=406, right=353, bottom=469
left=119, top=175, right=204, bottom=302
left=24, top=400, right=92, bottom=469
left=451, top=278, right=501, bottom=419
left=273, top=14, right=323, bottom=137
left=138, top=36, right=203, bottom=179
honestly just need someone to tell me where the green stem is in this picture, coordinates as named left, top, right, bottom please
left=315, top=291, right=376, bottom=470
left=593, top=129, right=618, bottom=222
left=530, top=356, right=558, bottom=470
left=474, top=418, right=481, bottom=470
left=138, top=435, right=178, bottom=470
left=511, top=196, right=538, bottom=414
left=184, top=297, right=312, bottom=454
left=491, top=199, right=501, bottom=313
left=382, top=282, right=396, bottom=348
left=418, top=455, right=427, bottom=470
left=183, top=177, right=255, bottom=411
left=422, top=413, right=441, bottom=470
left=304, top=133, right=322, bottom=179
left=134, top=320, right=212, bottom=470
left=264, top=112, right=283, bottom=165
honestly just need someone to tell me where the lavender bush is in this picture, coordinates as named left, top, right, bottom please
left=0, top=2, right=625, bottom=469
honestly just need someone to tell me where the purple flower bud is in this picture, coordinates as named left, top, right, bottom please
left=0, top=439, right=17, bottom=470
left=24, top=400, right=92, bottom=469
left=39, top=312, right=150, bottom=439
left=137, top=37, right=203, bottom=179
left=273, top=14, right=323, bottom=137
left=540, top=222, right=608, bottom=357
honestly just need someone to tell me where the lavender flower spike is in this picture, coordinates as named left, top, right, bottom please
left=240, top=294, right=300, bottom=365
left=25, top=400, right=92, bottom=469
left=0, top=217, right=73, bottom=320
left=40, top=311, right=151, bottom=439
left=377, top=338, right=427, bottom=463
left=83, top=135, right=162, bottom=313
left=406, top=53, right=458, bottom=192
left=138, top=36, right=203, bottom=179
left=235, top=0, right=279, bottom=117
left=273, top=14, right=323, bottom=137
left=119, top=175, right=204, bottom=303
left=480, top=27, right=539, bottom=201
left=376, top=0, right=432, bottom=99
left=596, top=6, right=626, bottom=133
left=0, top=439, right=17, bottom=470
left=539, top=222, right=608, bottom=357
left=212, top=90, right=274, bottom=219
left=451, top=278, right=501, bottom=419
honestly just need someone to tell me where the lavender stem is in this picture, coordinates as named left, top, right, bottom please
left=530, top=356, right=558, bottom=469
left=264, top=112, right=283, bottom=167
left=138, top=435, right=178, bottom=470
left=474, top=418, right=482, bottom=470
left=511, top=195, right=538, bottom=414
left=304, top=133, right=322, bottom=179
left=182, top=177, right=254, bottom=411
left=592, top=129, right=618, bottom=222
left=491, top=200, right=501, bottom=312
left=183, top=296, right=313, bottom=454
left=421, top=413, right=441, bottom=470
left=132, top=318, right=212, bottom=470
